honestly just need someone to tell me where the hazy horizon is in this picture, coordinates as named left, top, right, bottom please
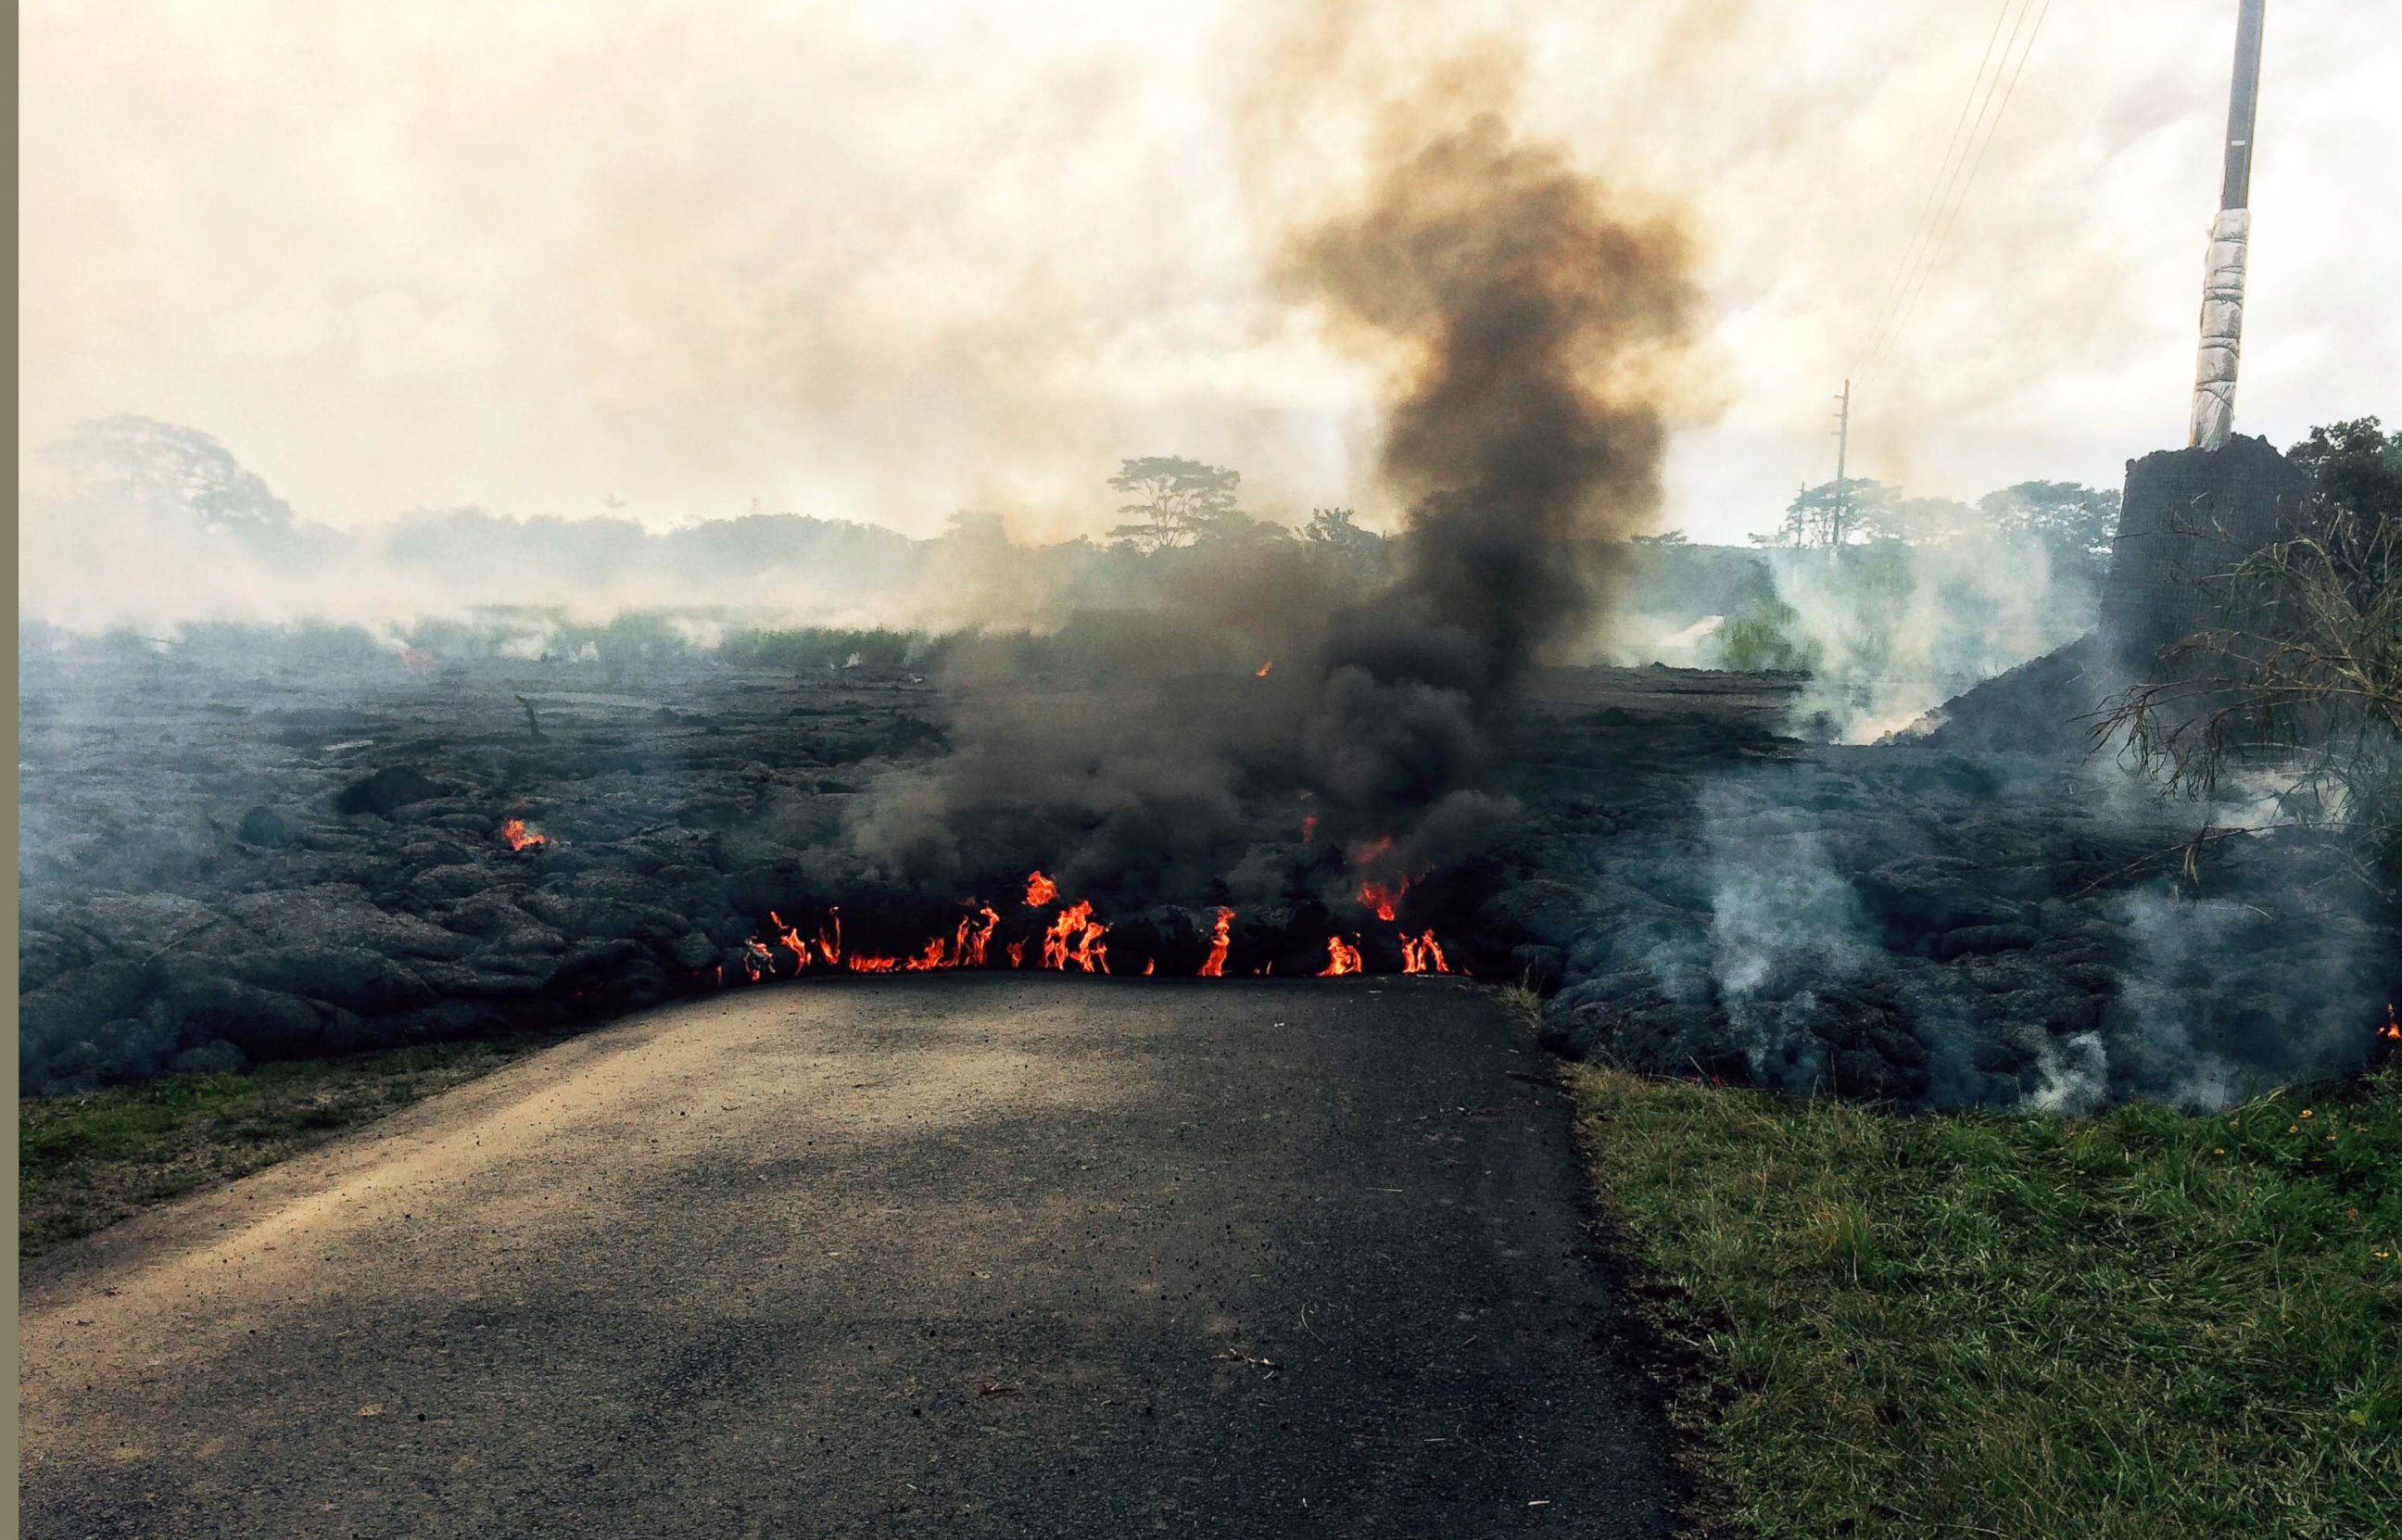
left=21, top=0, right=2398, bottom=549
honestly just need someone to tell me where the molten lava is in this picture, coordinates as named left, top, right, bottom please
left=1199, top=907, right=1234, bottom=978
left=1043, top=900, right=1110, bottom=973
left=1359, top=877, right=1409, bottom=924
left=501, top=818, right=548, bottom=852
left=1401, top=930, right=1451, bottom=974
left=1255, top=660, right=1273, bottom=678
left=730, top=868, right=1455, bottom=989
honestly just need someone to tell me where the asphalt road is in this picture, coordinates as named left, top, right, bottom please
left=20, top=978, right=1674, bottom=1537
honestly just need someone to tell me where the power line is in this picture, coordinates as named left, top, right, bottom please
left=1850, top=1, right=2016, bottom=379
left=1860, top=0, right=2054, bottom=396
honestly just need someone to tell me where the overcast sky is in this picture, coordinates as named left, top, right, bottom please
left=19, top=0, right=2399, bottom=546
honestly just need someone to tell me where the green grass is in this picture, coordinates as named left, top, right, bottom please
left=1570, top=1065, right=2402, bottom=1540
left=20, top=1031, right=570, bottom=1259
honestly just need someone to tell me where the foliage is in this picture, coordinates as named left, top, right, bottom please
left=1979, top=479, right=2122, bottom=585
left=43, top=413, right=299, bottom=534
left=21, top=1032, right=571, bottom=1257
left=2093, top=417, right=2402, bottom=893
left=1717, top=586, right=1815, bottom=672
left=1751, top=475, right=2118, bottom=574
left=1573, top=1063, right=2402, bottom=1540
left=716, top=625, right=938, bottom=672
left=1106, top=456, right=1245, bottom=552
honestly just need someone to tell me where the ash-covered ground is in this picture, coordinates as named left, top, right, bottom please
left=21, top=627, right=2395, bottom=1108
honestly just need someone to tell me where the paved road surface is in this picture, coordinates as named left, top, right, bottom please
left=20, top=978, right=1673, bottom=1537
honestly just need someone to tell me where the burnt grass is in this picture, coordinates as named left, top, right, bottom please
left=19, top=633, right=2397, bottom=1105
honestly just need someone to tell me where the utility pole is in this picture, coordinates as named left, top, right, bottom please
left=2190, top=0, right=2266, bottom=448
left=1828, top=378, right=1852, bottom=558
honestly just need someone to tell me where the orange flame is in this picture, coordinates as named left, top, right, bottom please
left=1199, top=907, right=1234, bottom=978
left=847, top=953, right=903, bottom=974
left=2381, top=1004, right=2400, bottom=1042
left=1301, top=814, right=1318, bottom=845
left=1043, top=900, right=1110, bottom=973
left=1401, top=930, right=1451, bottom=975
left=501, top=818, right=548, bottom=852
left=768, top=910, right=812, bottom=970
left=1358, top=877, right=1408, bottom=923
left=1143, top=958, right=1156, bottom=976
left=1025, top=871, right=1058, bottom=907
left=1255, top=660, right=1273, bottom=678
left=1006, top=940, right=1027, bottom=968
left=1318, top=936, right=1365, bottom=976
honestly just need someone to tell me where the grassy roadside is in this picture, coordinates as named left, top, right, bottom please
left=19, top=1030, right=572, bottom=1260
left=1570, top=1063, right=2402, bottom=1540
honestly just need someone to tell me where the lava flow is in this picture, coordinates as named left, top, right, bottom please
left=500, top=817, right=548, bottom=852
left=730, top=871, right=1463, bottom=990
left=1401, top=930, right=1450, bottom=974
left=1198, top=907, right=1234, bottom=978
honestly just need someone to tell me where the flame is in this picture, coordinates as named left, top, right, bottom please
left=1006, top=940, right=1026, bottom=968
left=1025, top=870, right=1058, bottom=907
left=2381, top=1003, right=2400, bottom=1042
left=1143, top=958, right=1156, bottom=976
left=767, top=910, right=810, bottom=970
left=1318, top=936, right=1365, bottom=976
left=1043, top=900, right=1109, bottom=973
left=1255, top=660, right=1273, bottom=678
left=1401, top=930, right=1451, bottom=975
left=847, top=953, right=903, bottom=974
left=1347, top=836, right=1410, bottom=920
left=1301, top=814, right=1318, bottom=845
left=1198, top=907, right=1234, bottom=978
left=501, top=818, right=548, bottom=852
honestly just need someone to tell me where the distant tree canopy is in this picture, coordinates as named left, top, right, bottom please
left=46, top=414, right=298, bottom=535
left=1107, top=457, right=1245, bottom=552
left=1751, top=474, right=2119, bottom=578
left=1978, top=481, right=2122, bottom=582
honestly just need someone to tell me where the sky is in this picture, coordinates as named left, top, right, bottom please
left=19, top=0, right=2400, bottom=548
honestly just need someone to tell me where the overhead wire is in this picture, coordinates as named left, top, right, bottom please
left=1850, top=0, right=2017, bottom=382
left=1858, top=0, right=2054, bottom=397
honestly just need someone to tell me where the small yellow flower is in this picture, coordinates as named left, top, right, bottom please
left=2301, top=1109, right=2313, bottom=1118
left=2289, top=1125, right=2300, bottom=1133
left=2327, top=1134, right=2337, bottom=1142
left=2214, top=1147, right=2226, bottom=1155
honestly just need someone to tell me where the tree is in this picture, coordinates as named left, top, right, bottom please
left=1751, top=479, right=1901, bottom=549
left=1979, top=480, right=2120, bottom=583
left=44, top=414, right=298, bottom=535
left=1300, top=506, right=1382, bottom=554
left=2092, top=418, right=2402, bottom=893
left=1106, top=457, right=1243, bottom=552
left=1630, top=528, right=1690, bottom=547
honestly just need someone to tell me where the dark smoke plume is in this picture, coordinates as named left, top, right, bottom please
left=1295, top=105, right=1694, bottom=695
left=847, top=51, right=1699, bottom=913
